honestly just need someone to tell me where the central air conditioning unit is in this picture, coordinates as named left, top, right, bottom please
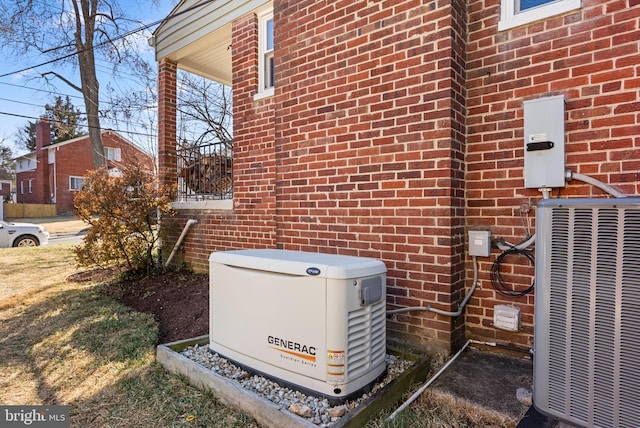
left=208, top=249, right=387, bottom=401
left=534, top=198, right=640, bottom=428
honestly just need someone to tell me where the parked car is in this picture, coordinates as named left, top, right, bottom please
left=0, top=219, right=50, bottom=248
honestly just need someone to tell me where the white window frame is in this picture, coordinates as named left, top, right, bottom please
left=255, top=7, right=275, bottom=99
left=105, top=147, right=122, bottom=161
left=498, top=0, right=581, bottom=31
left=69, top=176, right=85, bottom=191
left=28, top=179, right=33, bottom=194
left=20, top=181, right=24, bottom=195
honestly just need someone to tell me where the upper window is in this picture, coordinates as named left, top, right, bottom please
left=499, top=0, right=581, bottom=30
left=104, top=147, right=122, bottom=162
left=256, top=9, right=274, bottom=98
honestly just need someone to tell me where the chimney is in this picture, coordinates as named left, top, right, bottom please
left=35, top=116, right=51, bottom=151
left=35, top=117, right=51, bottom=204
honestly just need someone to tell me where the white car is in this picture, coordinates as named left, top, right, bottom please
left=0, top=219, right=50, bottom=248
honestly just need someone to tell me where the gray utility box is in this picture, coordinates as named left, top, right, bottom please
left=523, top=95, right=566, bottom=189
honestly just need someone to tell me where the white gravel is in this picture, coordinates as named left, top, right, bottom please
left=181, top=345, right=414, bottom=426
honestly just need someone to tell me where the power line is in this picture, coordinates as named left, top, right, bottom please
left=0, top=81, right=157, bottom=117
left=0, top=0, right=214, bottom=79
left=0, top=111, right=157, bottom=139
left=0, top=96, right=46, bottom=109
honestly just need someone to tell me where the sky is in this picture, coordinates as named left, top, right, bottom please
left=0, top=0, right=179, bottom=157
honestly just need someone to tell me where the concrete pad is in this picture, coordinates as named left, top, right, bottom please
left=430, top=345, right=533, bottom=420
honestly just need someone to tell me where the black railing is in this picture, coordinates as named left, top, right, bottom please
left=176, top=140, right=233, bottom=201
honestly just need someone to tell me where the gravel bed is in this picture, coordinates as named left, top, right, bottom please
left=182, top=344, right=414, bottom=426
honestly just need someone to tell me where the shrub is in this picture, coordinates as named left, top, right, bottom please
left=73, top=165, right=175, bottom=274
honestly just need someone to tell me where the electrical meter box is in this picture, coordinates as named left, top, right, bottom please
left=523, top=95, right=566, bottom=189
left=209, top=249, right=387, bottom=402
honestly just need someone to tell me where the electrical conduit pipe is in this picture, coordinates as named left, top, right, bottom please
left=386, top=339, right=471, bottom=421
left=496, top=172, right=628, bottom=252
left=386, top=256, right=479, bottom=317
left=165, top=219, right=197, bottom=268
left=565, top=170, right=628, bottom=198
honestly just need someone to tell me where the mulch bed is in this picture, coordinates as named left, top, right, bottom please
left=76, top=270, right=210, bottom=344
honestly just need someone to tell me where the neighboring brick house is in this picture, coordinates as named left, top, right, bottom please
left=153, top=0, right=639, bottom=353
left=0, top=173, right=11, bottom=202
left=15, top=119, right=154, bottom=214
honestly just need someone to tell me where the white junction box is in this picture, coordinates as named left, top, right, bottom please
left=209, top=249, right=387, bottom=401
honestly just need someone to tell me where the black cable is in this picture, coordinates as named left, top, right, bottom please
left=490, top=246, right=535, bottom=297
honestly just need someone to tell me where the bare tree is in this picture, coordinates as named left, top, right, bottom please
left=177, top=72, right=233, bottom=147
left=0, top=0, right=156, bottom=168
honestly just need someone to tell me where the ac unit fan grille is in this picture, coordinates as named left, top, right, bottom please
left=536, top=202, right=640, bottom=428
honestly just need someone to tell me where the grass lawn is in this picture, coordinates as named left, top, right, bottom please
left=0, top=244, right=516, bottom=427
left=0, top=245, right=257, bottom=427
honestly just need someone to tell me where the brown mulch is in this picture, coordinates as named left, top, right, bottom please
left=85, top=270, right=210, bottom=344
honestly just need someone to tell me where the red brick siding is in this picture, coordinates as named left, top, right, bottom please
left=16, top=170, right=38, bottom=204
left=272, top=0, right=467, bottom=351
left=160, top=0, right=640, bottom=352
left=158, top=60, right=178, bottom=190
left=161, top=1, right=469, bottom=352
left=166, top=12, right=278, bottom=273
left=465, top=0, right=640, bottom=348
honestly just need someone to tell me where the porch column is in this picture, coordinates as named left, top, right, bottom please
left=158, top=59, right=177, bottom=192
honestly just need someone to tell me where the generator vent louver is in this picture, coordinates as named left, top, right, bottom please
left=347, top=300, right=386, bottom=378
left=534, top=198, right=640, bottom=428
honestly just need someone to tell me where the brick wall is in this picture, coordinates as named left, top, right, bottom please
left=160, top=1, right=470, bottom=353
left=465, top=0, right=640, bottom=349
left=158, top=60, right=178, bottom=191
left=161, top=12, right=278, bottom=273
left=159, top=0, right=640, bottom=353
left=16, top=171, right=38, bottom=204
left=272, top=0, right=467, bottom=352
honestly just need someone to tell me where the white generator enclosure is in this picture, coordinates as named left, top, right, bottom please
left=209, top=249, right=387, bottom=401
left=534, top=198, right=640, bottom=428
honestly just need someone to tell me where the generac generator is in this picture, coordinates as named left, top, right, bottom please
left=208, top=249, right=387, bottom=401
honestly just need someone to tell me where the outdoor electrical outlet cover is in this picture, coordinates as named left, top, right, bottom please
left=494, top=305, right=520, bottom=332
left=468, top=230, right=491, bottom=257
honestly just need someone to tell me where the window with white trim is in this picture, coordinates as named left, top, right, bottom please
left=28, top=179, right=33, bottom=194
left=256, top=9, right=274, bottom=98
left=20, top=181, right=24, bottom=194
left=104, top=147, right=122, bottom=161
left=499, top=0, right=581, bottom=31
left=69, top=176, right=85, bottom=191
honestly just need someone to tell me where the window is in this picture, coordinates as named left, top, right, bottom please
left=499, top=0, right=581, bottom=30
left=105, top=147, right=121, bottom=161
left=20, top=181, right=24, bottom=195
left=28, top=179, right=33, bottom=194
left=69, top=176, right=85, bottom=191
left=256, top=9, right=274, bottom=98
